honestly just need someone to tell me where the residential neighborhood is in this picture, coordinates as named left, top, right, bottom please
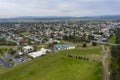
left=0, top=17, right=120, bottom=80
left=0, top=19, right=118, bottom=69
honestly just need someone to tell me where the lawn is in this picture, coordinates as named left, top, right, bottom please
left=109, top=35, right=116, bottom=43
left=0, top=46, right=103, bottom=80
left=36, top=45, right=48, bottom=50
left=20, top=32, right=30, bottom=36
left=0, top=46, right=13, bottom=55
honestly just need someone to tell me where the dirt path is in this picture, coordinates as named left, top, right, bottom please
left=101, top=45, right=110, bottom=80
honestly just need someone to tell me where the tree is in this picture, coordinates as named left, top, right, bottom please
left=7, top=41, right=17, bottom=46
left=82, top=43, right=87, bottom=48
left=92, top=42, right=97, bottom=46
left=10, top=50, right=16, bottom=55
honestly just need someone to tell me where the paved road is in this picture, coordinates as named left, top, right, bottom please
left=101, top=45, right=110, bottom=80
left=92, top=41, right=120, bottom=46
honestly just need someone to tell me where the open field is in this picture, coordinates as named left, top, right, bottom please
left=0, top=46, right=103, bottom=80
left=59, top=46, right=103, bottom=62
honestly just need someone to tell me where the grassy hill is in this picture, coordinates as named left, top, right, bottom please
left=0, top=46, right=103, bottom=80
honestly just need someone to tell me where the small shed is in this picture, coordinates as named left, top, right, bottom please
left=22, top=46, right=34, bottom=53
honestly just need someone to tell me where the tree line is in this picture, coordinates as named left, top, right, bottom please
left=110, top=28, right=120, bottom=80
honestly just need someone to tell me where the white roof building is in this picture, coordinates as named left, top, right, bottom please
left=55, top=45, right=75, bottom=50
left=29, top=48, right=49, bottom=58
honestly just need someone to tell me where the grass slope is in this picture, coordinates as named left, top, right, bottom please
left=0, top=46, right=102, bottom=80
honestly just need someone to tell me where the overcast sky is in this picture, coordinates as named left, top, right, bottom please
left=0, top=0, right=120, bottom=18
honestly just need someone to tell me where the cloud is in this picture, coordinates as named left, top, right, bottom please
left=0, top=0, right=120, bottom=18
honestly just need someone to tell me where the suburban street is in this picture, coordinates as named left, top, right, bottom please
left=92, top=41, right=120, bottom=46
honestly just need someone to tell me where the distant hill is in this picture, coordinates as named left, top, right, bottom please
left=80, top=15, right=120, bottom=19
left=0, top=15, right=120, bottom=20
left=0, top=16, right=77, bottom=20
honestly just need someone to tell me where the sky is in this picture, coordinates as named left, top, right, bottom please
left=0, top=0, right=120, bottom=18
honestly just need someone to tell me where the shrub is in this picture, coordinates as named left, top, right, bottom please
left=92, top=42, right=97, bottom=46
left=82, top=43, right=87, bottom=48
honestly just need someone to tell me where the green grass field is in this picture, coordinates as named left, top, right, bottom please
left=0, top=46, right=103, bottom=80
left=59, top=46, right=103, bottom=61
left=20, top=32, right=30, bottom=36
left=109, top=35, right=116, bottom=43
